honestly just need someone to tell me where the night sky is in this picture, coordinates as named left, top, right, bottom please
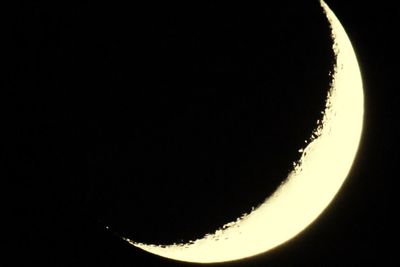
left=5, top=1, right=397, bottom=266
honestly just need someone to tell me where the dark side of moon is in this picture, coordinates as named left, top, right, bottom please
left=79, top=2, right=335, bottom=245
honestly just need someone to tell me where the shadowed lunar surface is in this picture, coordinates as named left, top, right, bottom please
left=86, top=2, right=333, bottom=246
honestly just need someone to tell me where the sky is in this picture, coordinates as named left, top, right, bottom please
left=5, top=0, right=397, bottom=266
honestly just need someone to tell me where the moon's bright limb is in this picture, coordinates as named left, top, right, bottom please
left=123, top=1, right=364, bottom=263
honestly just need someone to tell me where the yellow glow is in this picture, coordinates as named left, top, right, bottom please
left=123, top=1, right=364, bottom=263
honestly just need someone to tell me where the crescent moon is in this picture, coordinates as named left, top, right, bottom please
left=123, top=0, right=364, bottom=263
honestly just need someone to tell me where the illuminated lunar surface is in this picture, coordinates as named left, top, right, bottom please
left=123, top=1, right=364, bottom=263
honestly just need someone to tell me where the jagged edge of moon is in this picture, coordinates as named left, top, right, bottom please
left=122, top=1, right=341, bottom=250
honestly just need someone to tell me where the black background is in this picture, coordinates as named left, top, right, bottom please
left=5, top=0, right=397, bottom=266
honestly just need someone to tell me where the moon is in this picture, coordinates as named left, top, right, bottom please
left=122, top=0, right=364, bottom=263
